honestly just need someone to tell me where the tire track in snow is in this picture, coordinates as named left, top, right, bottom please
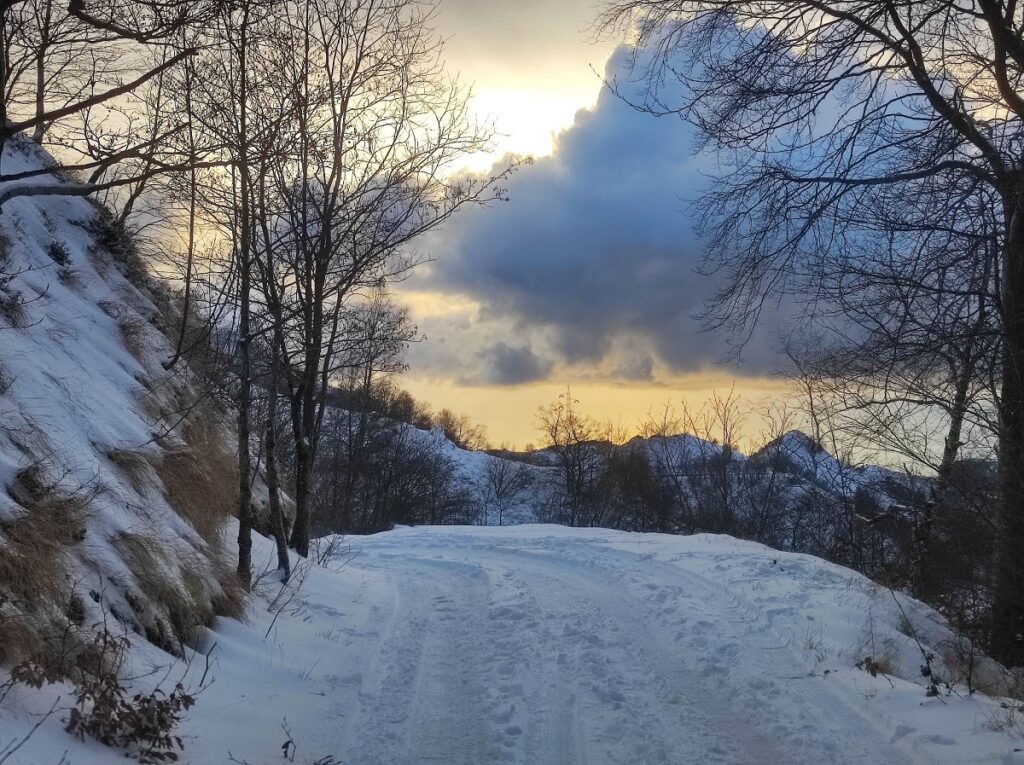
left=344, top=557, right=498, bottom=764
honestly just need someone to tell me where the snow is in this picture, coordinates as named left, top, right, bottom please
left=0, top=135, right=257, bottom=665
left=759, top=430, right=925, bottom=509
left=380, top=422, right=553, bottom=524
left=4, top=524, right=1022, bottom=764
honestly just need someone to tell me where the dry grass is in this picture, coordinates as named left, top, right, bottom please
left=46, top=241, right=71, bottom=267
left=856, top=654, right=896, bottom=678
left=98, top=299, right=147, bottom=360
left=128, top=407, right=246, bottom=649
left=0, top=607, right=44, bottom=667
left=0, top=360, right=13, bottom=395
left=0, top=464, right=88, bottom=603
left=58, top=266, right=83, bottom=290
left=212, top=556, right=245, bottom=622
left=115, top=532, right=242, bottom=653
left=106, top=448, right=152, bottom=492
left=0, top=286, right=27, bottom=327
left=0, top=464, right=93, bottom=672
left=117, top=315, right=147, bottom=359
left=116, top=533, right=210, bottom=652
left=937, top=633, right=1018, bottom=698
left=152, top=408, right=237, bottom=543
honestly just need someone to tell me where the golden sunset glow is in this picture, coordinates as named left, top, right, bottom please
left=402, top=374, right=793, bottom=449
left=402, top=1, right=776, bottom=445
left=455, top=85, right=601, bottom=171
left=437, top=0, right=617, bottom=169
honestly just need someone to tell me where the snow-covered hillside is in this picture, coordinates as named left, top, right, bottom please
left=5, top=524, right=1023, bottom=764
left=0, top=135, right=267, bottom=663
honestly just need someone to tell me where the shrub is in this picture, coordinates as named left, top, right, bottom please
left=87, top=205, right=148, bottom=283
left=65, top=629, right=195, bottom=763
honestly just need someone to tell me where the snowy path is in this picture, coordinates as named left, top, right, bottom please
left=8, top=525, right=1021, bottom=764
left=334, top=530, right=912, bottom=765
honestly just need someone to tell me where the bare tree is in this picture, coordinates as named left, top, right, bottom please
left=0, top=0, right=221, bottom=207
left=537, top=390, right=611, bottom=527
left=250, top=0, right=508, bottom=556
left=437, top=409, right=489, bottom=451
left=482, top=452, right=530, bottom=526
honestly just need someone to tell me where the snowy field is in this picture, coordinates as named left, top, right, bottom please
left=5, top=524, right=1024, bottom=764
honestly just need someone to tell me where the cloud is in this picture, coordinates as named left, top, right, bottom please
left=406, top=45, right=782, bottom=386
left=472, top=342, right=554, bottom=386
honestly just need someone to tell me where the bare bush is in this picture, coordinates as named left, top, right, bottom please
left=65, top=628, right=195, bottom=763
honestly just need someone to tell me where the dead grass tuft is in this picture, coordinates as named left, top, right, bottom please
left=0, top=286, right=27, bottom=327
left=0, top=464, right=96, bottom=675
left=46, top=241, right=71, bottom=267
left=98, top=300, right=148, bottom=360
left=152, top=408, right=237, bottom=543
left=106, top=448, right=153, bottom=492
left=0, top=606, right=43, bottom=666
left=1, top=464, right=89, bottom=603
left=0, top=361, right=14, bottom=395
left=856, top=654, right=896, bottom=678
left=115, top=533, right=215, bottom=653
left=212, top=557, right=245, bottom=621
left=937, top=633, right=1017, bottom=697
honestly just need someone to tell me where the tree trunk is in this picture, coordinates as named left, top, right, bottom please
left=914, top=367, right=970, bottom=600
left=992, top=188, right=1024, bottom=667
left=288, top=314, right=320, bottom=556
left=234, top=3, right=253, bottom=591
left=265, top=341, right=291, bottom=580
left=288, top=424, right=311, bottom=557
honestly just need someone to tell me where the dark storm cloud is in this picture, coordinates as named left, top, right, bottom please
left=414, top=46, right=783, bottom=384
left=473, top=342, right=554, bottom=386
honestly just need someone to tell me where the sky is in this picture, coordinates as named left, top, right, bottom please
left=399, top=0, right=788, bottom=447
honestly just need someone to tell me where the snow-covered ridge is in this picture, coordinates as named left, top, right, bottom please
left=377, top=420, right=928, bottom=528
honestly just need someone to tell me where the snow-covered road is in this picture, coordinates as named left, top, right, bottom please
left=339, top=530, right=911, bottom=764
left=7, top=525, right=1022, bottom=764
left=190, top=525, right=1017, bottom=765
